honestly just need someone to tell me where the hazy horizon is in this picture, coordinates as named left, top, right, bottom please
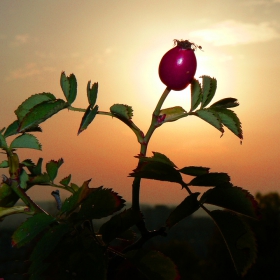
left=1, top=0, right=280, bottom=206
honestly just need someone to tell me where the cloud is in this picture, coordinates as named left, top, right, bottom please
left=243, top=0, right=280, bottom=5
left=77, top=47, right=114, bottom=69
left=6, top=63, right=55, bottom=81
left=10, top=34, right=30, bottom=46
left=189, top=20, right=279, bottom=46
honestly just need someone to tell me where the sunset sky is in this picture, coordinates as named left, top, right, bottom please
left=1, top=0, right=280, bottom=206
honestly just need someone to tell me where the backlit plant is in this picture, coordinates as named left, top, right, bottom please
left=0, top=40, right=259, bottom=279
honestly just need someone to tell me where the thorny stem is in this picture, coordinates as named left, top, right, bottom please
left=50, top=183, right=75, bottom=194
left=2, top=175, right=46, bottom=214
left=181, top=181, right=212, bottom=216
left=132, top=87, right=171, bottom=234
left=70, top=88, right=172, bottom=236
left=5, top=152, right=47, bottom=214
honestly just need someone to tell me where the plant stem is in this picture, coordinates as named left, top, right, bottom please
left=5, top=152, right=47, bottom=214
left=181, top=181, right=212, bottom=216
left=10, top=180, right=46, bottom=213
left=132, top=87, right=171, bottom=234
left=144, top=87, right=171, bottom=146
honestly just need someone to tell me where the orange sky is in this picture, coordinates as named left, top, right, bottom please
left=1, top=0, right=280, bottom=206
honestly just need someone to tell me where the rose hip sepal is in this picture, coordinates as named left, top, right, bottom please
left=158, top=39, right=200, bottom=91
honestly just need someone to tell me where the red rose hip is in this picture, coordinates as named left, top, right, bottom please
left=158, top=39, right=200, bottom=91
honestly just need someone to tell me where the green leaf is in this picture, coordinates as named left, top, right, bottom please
left=15, top=92, right=56, bottom=122
left=210, top=108, right=243, bottom=139
left=18, top=99, right=67, bottom=133
left=12, top=213, right=55, bottom=247
left=179, top=166, right=210, bottom=176
left=210, top=97, right=239, bottom=109
left=4, top=120, right=20, bottom=138
left=210, top=210, right=257, bottom=276
left=60, top=174, right=71, bottom=187
left=27, top=158, right=43, bottom=175
left=20, top=169, right=29, bottom=189
left=29, top=173, right=51, bottom=185
left=0, top=205, right=31, bottom=219
left=99, top=208, right=141, bottom=243
left=129, top=161, right=182, bottom=183
left=21, top=158, right=35, bottom=167
left=28, top=224, right=71, bottom=279
left=46, top=158, right=64, bottom=182
left=70, top=182, right=79, bottom=192
left=166, top=193, right=200, bottom=228
left=190, top=78, right=202, bottom=111
left=200, top=187, right=259, bottom=219
left=87, top=81, right=98, bottom=107
left=0, top=182, right=18, bottom=207
left=125, top=249, right=179, bottom=280
left=0, top=131, right=8, bottom=149
left=159, top=106, right=187, bottom=122
left=29, top=223, right=71, bottom=264
left=195, top=109, right=224, bottom=135
left=77, top=187, right=125, bottom=220
left=60, top=72, right=77, bottom=104
left=24, top=125, right=43, bottom=133
left=136, top=152, right=177, bottom=167
left=10, top=133, right=42, bottom=150
left=188, top=173, right=232, bottom=187
left=78, top=104, right=99, bottom=135
left=201, top=76, right=217, bottom=108
left=0, top=160, right=9, bottom=168
left=59, top=179, right=95, bottom=215
left=110, top=104, right=133, bottom=120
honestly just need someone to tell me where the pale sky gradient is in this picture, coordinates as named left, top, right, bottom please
left=0, top=0, right=280, bottom=206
